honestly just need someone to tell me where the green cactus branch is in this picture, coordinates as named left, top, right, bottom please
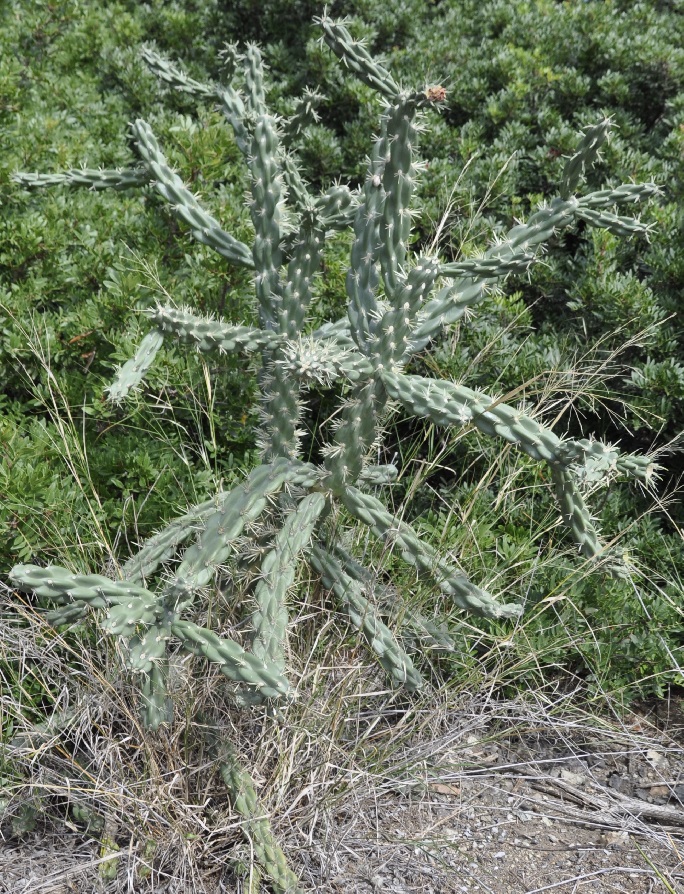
left=311, top=545, right=424, bottom=690
left=339, top=486, right=521, bottom=619
left=140, top=45, right=217, bottom=97
left=132, top=119, right=255, bottom=268
left=218, top=745, right=304, bottom=894
left=249, top=492, right=327, bottom=683
left=13, top=167, right=152, bottom=191
left=317, top=15, right=401, bottom=100
left=107, top=330, right=164, bottom=403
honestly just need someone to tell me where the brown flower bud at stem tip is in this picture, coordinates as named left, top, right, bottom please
left=426, top=85, right=447, bottom=103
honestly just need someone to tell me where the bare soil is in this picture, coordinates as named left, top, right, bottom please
left=2, top=694, right=683, bottom=894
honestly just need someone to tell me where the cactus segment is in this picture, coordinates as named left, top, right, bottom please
left=280, top=228, right=324, bottom=337
left=413, top=183, right=656, bottom=349
left=339, top=488, right=521, bottom=619
left=172, top=620, right=290, bottom=698
left=440, top=248, right=537, bottom=280
left=249, top=493, right=327, bottom=685
left=218, top=87, right=251, bottom=157
left=279, top=151, right=313, bottom=214
left=132, top=119, right=254, bottom=267
left=284, top=87, right=324, bottom=138
left=247, top=113, right=286, bottom=326
left=318, top=16, right=400, bottom=100
left=46, top=603, right=88, bottom=626
left=127, top=622, right=169, bottom=674
left=244, top=44, right=267, bottom=116
left=378, top=95, right=422, bottom=296
left=579, top=183, right=661, bottom=209
left=574, top=206, right=652, bottom=238
left=331, top=543, right=455, bottom=652
left=312, top=545, right=423, bottom=689
left=149, top=305, right=281, bottom=354
left=277, top=337, right=373, bottom=385
left=314, top=183, right=358, bottom=229
left=325, top=379, right=386, bottom=489
left=219, top=746, right=304, bottom=894
left=550, top=466, right=605, bottom=560
left=13, top=167, right=151, bottom=191
left=141, top=46, right=216, bottom=97
left=346, top=142, right=384, bottom=352
left=560, top=119, right=612, bottom=199
left=166, top=460, right=321, bottom=600
left=377, top=256, right=441, bottom=365
left=357, top=464, right=398, bottom=486
left=9, top=564, right=158, bottom=611
left=107, top=330, right=164, bottom=403
left=140, top=663, right=174, bottom=730
left=122, top=496, right=223, bottom=584
left=382, top=371, right=568, bottom=463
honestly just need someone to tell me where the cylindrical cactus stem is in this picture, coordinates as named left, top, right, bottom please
left=246, top=493, right=327, bottom=692
left=106, top=330, right=164, bottom=403
left=217, top=86, right=251, bottom=157
left=9, top=564, right=158, bottom=612
left=244, top=44, right=267, bottom=116
left=173, top=619, right=290, bottom=698
left=377, top=94, right=423, bottom=297
left=579, top=183, right=661, bottom=210
left=413, top=175, right=657, bottom=351
left=331, top=543, right=455, bottom=652
left=248, top=113, right=286, bottom=328
left=218, top=746, right=304, bottom=894
left=339, top=487, right=521, bottom=619
left=382, top=370, right=568, bottom=463
left=317, top=15, right=400, bottom=100
left=573, top=206, right=652, bottom=239
left=324, top=379, right=386, bottom=489
left=165, top=460, right=319, bottom=601
left=259, top=363, right=304, bottom=461
left=140, top=46, right=216, bottom=97
left=346, top=141, right=384, bottom=353
left=549, top=466, right=605, bottom=560
left=439, top=247, right=537, bottom=280
left=382, top=371, right=653, bottom=484
left=122, top=494, right=229, bottom=584
left=314, top=183, right=358, bottom=230
left=279, top=151, right=313, bottom=213
left=140, top=662, right=174, bottom=730
left=277, top=337, right=373, bottom=386
left=13, top=167, right=151, bottom=191
left=560, top=119, right=612, bottom=199
left=132, top=119, right=254, bottom=267
left=283, top=87, right=324, bottom=139
left=126, top=620, right=171, bottom=675
left=311, top=545, right=423, bottom=690
left=280, top=227, right=325, bottom=337
left=313, top=316, right=355, bottom=348
left=376, top=256, right=441, bottom=365
left=148, top=305, right=282, bottom=354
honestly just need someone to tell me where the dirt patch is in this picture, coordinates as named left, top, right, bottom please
left=2, top=697, right=683, bottom=893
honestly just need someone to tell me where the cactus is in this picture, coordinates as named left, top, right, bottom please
left=10, top=13, right=658, bottom=748
left=8, top=17, right=662, bottom=888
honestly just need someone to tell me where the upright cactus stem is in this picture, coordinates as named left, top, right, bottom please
left=11, top=16, right=660, bottom=745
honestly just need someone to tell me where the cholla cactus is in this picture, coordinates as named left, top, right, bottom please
left=11, top=17, right=659, bottom=719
